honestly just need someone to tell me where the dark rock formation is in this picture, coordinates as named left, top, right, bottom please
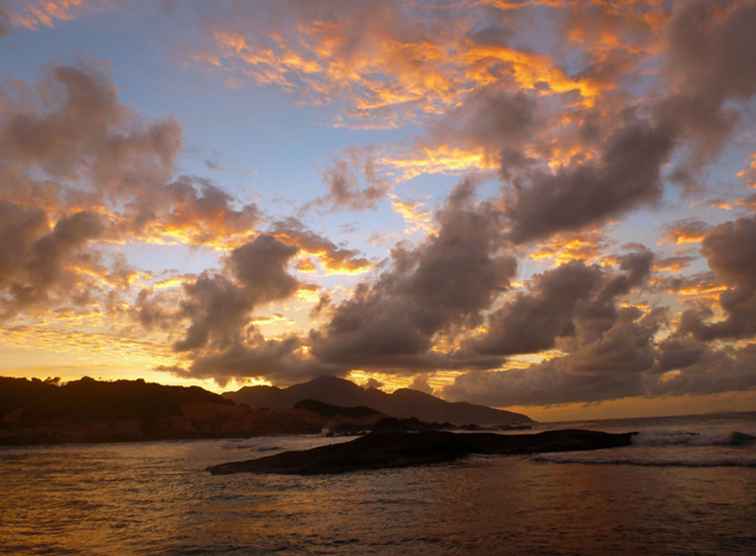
left=226, top=375, right=532, bottom=426
left=207, top=429, right=637, bottom=475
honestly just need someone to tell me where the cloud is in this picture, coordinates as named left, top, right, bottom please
left=194, top=1, right=604, bottom=126
left=0, top=65, right=180, bottom=187
left=652, top=271, right=726, bottom=302
left=0, top=2, right=10, bottom=35
left=680, top=215, right=756, bottom=341
left=310, top=178, right=517, bottom=371
left=302, top=149, right=391, bottom=211
left=0, top=65, right=264, bottom=252
left=505, top=117, right=676, bottom=243
left=1, top=0, right=102, bottom=33
left=491, top=1, right=755, bottom=244
left=737, top=152, right=756, bottom=189
left=157, top=227, right=372, bottom=383
left=409, top=373, right=434, bottom=395
left=379, top=144, right=498, bottom=182
left=0, top=202, right=105, bottom=317
left=170, top=331, right=345, bottom=386
left=122, top=175, right=261, bottom=249
left=527, top=227, right=608, bottom=266
left=271, top=218, right=372, bottom=275
left=446, top=307, right=664, bottom=406
left=465, top=248, right=653, bottom=357
left=174, top=234, right=301, bottom=352
left=389, top=194, right=435, bottom=236
left=657, top=1, right=756, bottom=183
left=466, top=261, right=604, bottom=357
left=653, top=255, right=696, bottom=273
left=652, top=343, right=756, bottom=397
left=660, top=218, right=709, bottom=245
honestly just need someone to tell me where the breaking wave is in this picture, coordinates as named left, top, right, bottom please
left=532, top=430, right=756, bottom=468
left=631, top=430, right=756, bottom=447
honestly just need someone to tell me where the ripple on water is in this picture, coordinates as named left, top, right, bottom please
left=2, top=421, right=756, bottom=555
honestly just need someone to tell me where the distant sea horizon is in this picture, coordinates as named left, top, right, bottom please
left=542, top=408, right=756, bottom=425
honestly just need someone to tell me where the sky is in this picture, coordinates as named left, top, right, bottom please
left=1, top=0, right=756, bottom=421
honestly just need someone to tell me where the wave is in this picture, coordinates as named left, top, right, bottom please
left=532, top=454, right=756, bottom=468
left=220, top=440, right=283, bottom=451
left=530, top=429, right=756, bottom=468
left=631, top=430, right=756, bottom=447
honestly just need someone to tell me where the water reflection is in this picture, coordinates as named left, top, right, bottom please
left=1, top=433, right=755, bottom=555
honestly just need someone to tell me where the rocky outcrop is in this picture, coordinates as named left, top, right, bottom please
left=207, top=429, right=637, bottom=475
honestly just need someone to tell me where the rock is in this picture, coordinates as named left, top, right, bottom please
left=207, top=429, right=637, bottom=476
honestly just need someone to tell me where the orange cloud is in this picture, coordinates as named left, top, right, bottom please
left=653, top=256, right=696, bottom=273
left=528, top=229, right=607, bottom=266
left=296, top=284, right=320, bottom=303
left=272, top=227, right=373, bottom=276
left=677, top=283, right=728, bottom=301
left=380, top=145, right=498, bottom=181
left=389, top=194, right=436, bottom=236
left=660, top=219, right=709, bottom=245
left=7, top=0, right=83, bottom=30
left=196, top=4, right=607, bottom=126
left=4, top=0, right=114, bottom=32
left=460, top=44, right=602, bottom=107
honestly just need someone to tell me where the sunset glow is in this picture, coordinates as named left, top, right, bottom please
left=2, top=0, right=756, bottom=420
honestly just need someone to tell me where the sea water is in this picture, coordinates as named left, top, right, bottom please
left=1, top=412, right=755, bottom=555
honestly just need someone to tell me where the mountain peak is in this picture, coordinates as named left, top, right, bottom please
left=307, top=375, right=354, bottom=386
left=225, top=376, right=533, bottom=425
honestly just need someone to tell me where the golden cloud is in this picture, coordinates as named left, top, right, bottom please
left=196, top=4, right=609, bottom=127
left=528, top=228, right=607, bottom=266
left=380, top=145, right=498, bottom=181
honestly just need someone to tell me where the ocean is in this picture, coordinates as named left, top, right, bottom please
left=1, top=412, right=755, bottom=555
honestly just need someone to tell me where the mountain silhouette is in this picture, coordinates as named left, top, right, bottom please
left=225, top=376, right=532, bottom=426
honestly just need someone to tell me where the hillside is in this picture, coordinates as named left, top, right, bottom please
left=225, top=376, right=533, bottom=426
left=293, top=399, right=383, bottom=419
left=0, top=376, right=325, bottom=445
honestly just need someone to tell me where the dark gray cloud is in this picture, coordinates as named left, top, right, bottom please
left=0, top=65, right=180, bottom=188
left=466, top=249, right=653, bottom=358
left=651, top=343, right=756, bottom=397
left=654, top=336, right=707, bottom=374
left=0, top=2, right=9, bottom=36
left=311, top=179, right=517, bottom=371
left=505, top=118, right=676, bottom=243
left=660, top=0, right=756, bottom=181
left=174, top=234, right=301, bottom=352
left=1, top=65, right=262, bottom=250
left=428, top=86, right=537, bottom=154
left=680, top=215, right=756, bottom=341
left=173, top=273, right=253, bottom=352
left=133, top=288, right=178, bottom=331
left=173, top=330, right=345, bottom=386
left=467, top=261, right=604, bottom=357
left=446, top=307, right=664, bottom=406
left=499, top=1, right=756, bottom=244
left=0, top=202, right=105, bottom=316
